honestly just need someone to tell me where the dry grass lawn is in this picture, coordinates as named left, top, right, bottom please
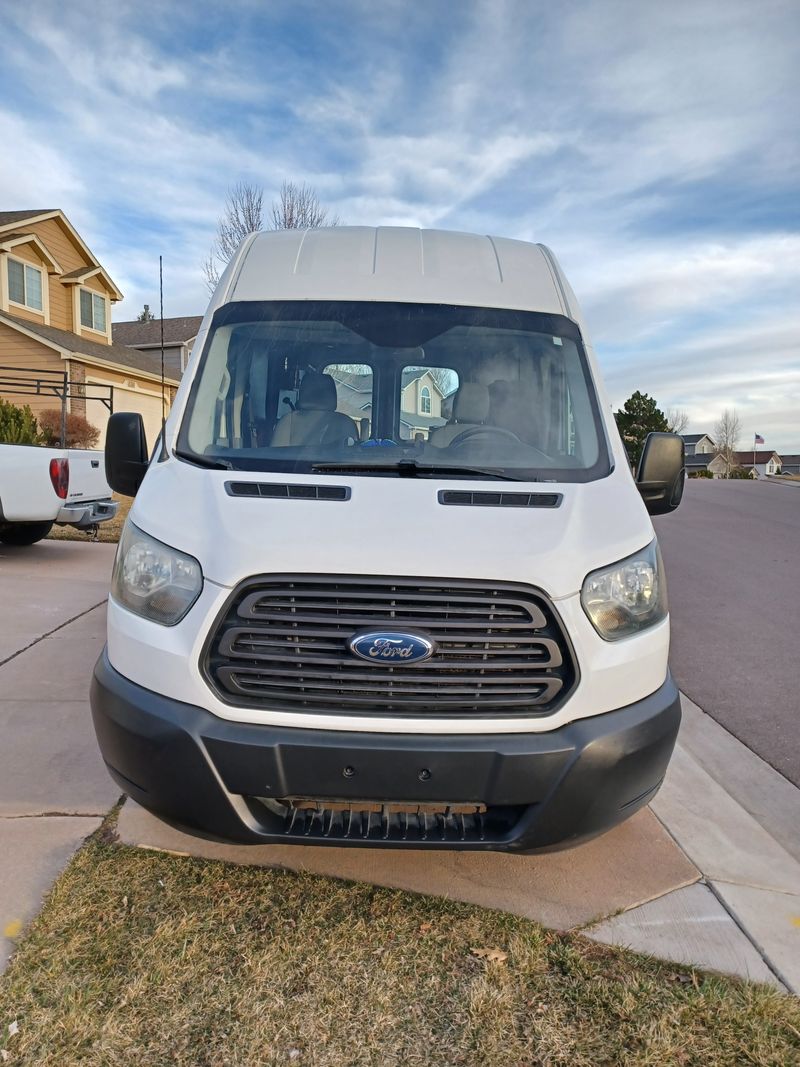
left=47, top=493, right=132, bottom=544
left=1, top=816, right=797, bottom=1066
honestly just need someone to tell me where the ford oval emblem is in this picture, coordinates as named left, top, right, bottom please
left=349, top=630, right=435, bottom=664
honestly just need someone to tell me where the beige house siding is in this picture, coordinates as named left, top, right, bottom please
left=6, top=241, right=44, bottom=268
left=2, top=301, right=43, bottom=327
left=403, top=373, right=442, bottom=418
left=707, top=455, right=729, bottom=478
left=0, top=323, right=65, bottom=418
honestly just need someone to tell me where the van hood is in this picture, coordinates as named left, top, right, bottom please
left=130, top=459, right=654, bottom=600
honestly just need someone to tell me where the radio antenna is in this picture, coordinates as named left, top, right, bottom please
left=158, top=255, right=168, bottom=460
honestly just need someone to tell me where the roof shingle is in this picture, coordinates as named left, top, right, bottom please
left=0, top=210, right=57, bottom=228
left=113, top=316, right=203, bottom=347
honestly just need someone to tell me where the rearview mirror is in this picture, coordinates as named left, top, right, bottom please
left=636, top=432, right=684, bottom=515
left=105, top=412, right=149, bottom=496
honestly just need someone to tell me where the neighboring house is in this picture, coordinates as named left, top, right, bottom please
left=685, top=451, right=730, bottom=478
left=778, top=454, right=800, bottom=475
left=731, top=450, right=782, bottom=478
left=331, top=367, right=448, bottom=439
left=0, top=209, right=180, bottom=447
left=682, top=433, right=716, bottom=457
left=113, top=310, right=203, bottom=379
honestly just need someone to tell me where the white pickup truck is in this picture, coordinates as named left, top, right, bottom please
left=0, top=444, right=118, bottom=545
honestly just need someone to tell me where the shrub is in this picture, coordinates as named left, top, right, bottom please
left=728, top=465, right=752, bottom=480
left=38, top=408, right=100, bottom=449
left=0, top=398, right=41, bottom=444
left=688, top=469, right=713, bottom=479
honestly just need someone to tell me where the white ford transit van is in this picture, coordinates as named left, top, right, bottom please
left=91, top=227, right=685, bottom=852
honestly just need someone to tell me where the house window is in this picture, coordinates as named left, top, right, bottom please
left=7, top=258, right=43, bottom=312
left=420, top=385, right=431, bottom=414
left=80, top=289, right=107, bottom=332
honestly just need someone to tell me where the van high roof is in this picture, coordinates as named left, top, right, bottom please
left=228, top=226, right=579, bottom=320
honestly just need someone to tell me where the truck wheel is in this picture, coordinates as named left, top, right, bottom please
left=0, top=522, right=54, bottom=546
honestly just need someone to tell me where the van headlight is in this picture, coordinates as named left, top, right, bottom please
left=111, top=522, right=202, bottom=625
left=581, top=540, right=667, bottom=641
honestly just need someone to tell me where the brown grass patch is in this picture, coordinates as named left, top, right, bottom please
left=0, top=824, right=797, bottom=1066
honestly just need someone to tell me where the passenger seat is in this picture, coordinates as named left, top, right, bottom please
left=270, top=372, right=358, bottom=447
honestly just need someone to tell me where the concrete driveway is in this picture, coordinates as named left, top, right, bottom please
left=1, top=537, right=798, bottom=989
left=0, top=539, right=118, bottom=969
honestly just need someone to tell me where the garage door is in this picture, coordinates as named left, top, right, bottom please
left=86, top=381, right=166, bottom=449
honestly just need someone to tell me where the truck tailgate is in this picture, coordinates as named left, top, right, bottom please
left=66, top=449, right=112, bottom=503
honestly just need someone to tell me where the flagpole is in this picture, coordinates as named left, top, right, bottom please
left=753, top=434, right=756, bottom=479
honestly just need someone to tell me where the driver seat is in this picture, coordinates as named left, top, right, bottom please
left=270, top=372, right=358, bottom=448
left=429, top=383, right=490, bottom=448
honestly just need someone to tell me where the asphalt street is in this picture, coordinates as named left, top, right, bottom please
left=655, top=479, right=800, bottom=786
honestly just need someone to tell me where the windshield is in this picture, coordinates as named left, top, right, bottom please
left=177, top=301, right=610, bottom=481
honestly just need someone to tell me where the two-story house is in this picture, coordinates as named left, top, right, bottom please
left=680, top=433, right=734, bottom=477
left=0, top=209, right=180, bottom=446
left=331, top=367, right=449, bottom=439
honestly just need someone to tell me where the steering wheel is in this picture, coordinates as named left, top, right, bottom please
left=448, top=424, right=553, bottom=463
left=448, top=425, right=522, bottom=448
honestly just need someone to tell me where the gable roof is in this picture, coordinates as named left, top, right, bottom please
left=0, top=231, right=64, bottom=274
left=0, top=209, right=122, bottom=300
left=332, top=369, right=372, bottom=393
left=732, top=450, right=781, bottom=465
left=113, top=315, right=204, bottom=348
left=682, top=433, right=714, bottom=445
left=0, top=310, right=180, bottom=384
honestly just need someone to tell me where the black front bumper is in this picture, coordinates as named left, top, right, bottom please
left=91, top=650, right=681, bottom=852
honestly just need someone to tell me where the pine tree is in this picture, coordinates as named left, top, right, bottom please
left=614, top=391, right=669, bottom=466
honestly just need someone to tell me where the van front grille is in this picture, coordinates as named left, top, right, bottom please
left=204, top=575, right=577, bottom=717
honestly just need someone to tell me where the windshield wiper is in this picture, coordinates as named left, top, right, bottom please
left=173, top=448, right=233, bottom=470
left=311, top=460, right=527, bottom=481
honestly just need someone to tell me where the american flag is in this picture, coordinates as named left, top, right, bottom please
left=754, top=433, right=765, bottom=444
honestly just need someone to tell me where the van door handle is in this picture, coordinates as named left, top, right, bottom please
left=91, top=460, right=100, bottom=468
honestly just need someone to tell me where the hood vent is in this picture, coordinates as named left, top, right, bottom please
left=226, top=481, right=350, bottom=501
left=438, top=490, right=562, bottom=508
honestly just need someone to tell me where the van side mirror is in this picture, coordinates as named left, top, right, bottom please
left=105, top=412, right=149, bottom=496
left=636, top=432, right=685, bottom=515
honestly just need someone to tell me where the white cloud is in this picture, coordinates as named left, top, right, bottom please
left=0, top=0, right=797, bottom=448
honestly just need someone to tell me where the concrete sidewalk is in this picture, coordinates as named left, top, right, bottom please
left=1, top=539, right=798, bottom=992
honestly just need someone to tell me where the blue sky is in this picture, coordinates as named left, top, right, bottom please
left=1, top=0, right=798, bottom=448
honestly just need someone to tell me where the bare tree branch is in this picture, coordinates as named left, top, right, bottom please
left=269, top=181, right=340, bottom=231
left=202, top=253, right=221, bottom=294
left=665, top=408, right=689, bottom=435
left=713, top=409, right=741, bottom=477
left=204, top=180, right=339, bottom=294
left=203, top=181, right=264, bottom=294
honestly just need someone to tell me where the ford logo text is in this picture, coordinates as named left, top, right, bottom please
left=349, top=631, right=435, bottom=663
